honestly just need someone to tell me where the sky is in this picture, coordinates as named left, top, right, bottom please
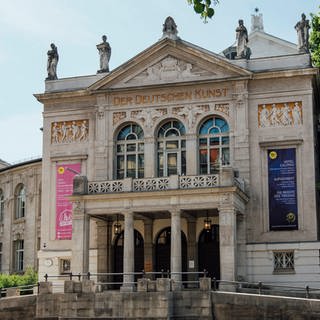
left=0, top=0, right=319, bottom=164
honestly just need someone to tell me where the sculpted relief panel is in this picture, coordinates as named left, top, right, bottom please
left=126, top=56, right=216, bottom=85
left=258, top=102, right=302, bottom=128
left=51, top=120, right=88, bottom=144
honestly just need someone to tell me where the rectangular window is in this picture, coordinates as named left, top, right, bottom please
left=273, top=251, right=294, bottom=273
left=14, top=240, right=24, bottom=272
left=60, top=258, right=71, bottom=274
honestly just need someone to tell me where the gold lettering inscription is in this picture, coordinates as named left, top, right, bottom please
left=113, top=87, right=228, bottom=106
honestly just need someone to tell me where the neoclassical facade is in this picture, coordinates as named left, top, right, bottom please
left=1, top=14, right=319, bottom=290
left=0, top=159, right=41, bottom=274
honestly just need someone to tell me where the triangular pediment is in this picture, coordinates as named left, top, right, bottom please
left=88, top=38, right=252, bottom=92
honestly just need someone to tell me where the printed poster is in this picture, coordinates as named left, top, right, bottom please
left=56, top=163, right=81, bottom=239
left=268, top=148, right=298, bottom=230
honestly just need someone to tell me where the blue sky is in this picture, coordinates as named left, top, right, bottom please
left=0, top=0, right=318, bottom=163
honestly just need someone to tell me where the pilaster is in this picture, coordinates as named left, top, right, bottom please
left=71, top=200, right=89, bottom=274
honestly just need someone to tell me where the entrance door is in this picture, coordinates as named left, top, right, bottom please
left=198, top=224, right=220, bottom=279
left=113, top=230, right=144, bottom=287
left=155, top=227, right=187, bottom=278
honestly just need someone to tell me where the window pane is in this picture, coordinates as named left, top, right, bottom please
left=209, top=137, right=219, bottom=146
left=222, top=137, right=229, bottom=145
left=200, top=119, right=213, bottom=134
left=158, top=153, right=164, bottom=177
left=181, top=140, right=186, bottom=148
left=117, top=144, right=124, bottom=152
left=199, top=150, right=208, bottom=174
left=138, top=143, right=144, bottom=152
left=209, top=127, right=220, bottom=135
left=127, top=144, right=136, bottom=152
left=138, top=155, right=144, bottom=178
left=167, top=153, right=177, bottom=175
left=166, top=140, right=178, bottom=149
left=209, top=149, right=219, bottom=173
left=199, top=138, right=207, bottom=147
left=166, top=128, right=178, bottom=137
left=181, top=151, right=186, bottom=175
left=222, top=148, right=230, bottom=165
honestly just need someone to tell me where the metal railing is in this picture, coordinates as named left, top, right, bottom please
left=1, top=271, right=319, bottom=300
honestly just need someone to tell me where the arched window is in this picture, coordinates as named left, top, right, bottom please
left=157, top=120, right=186, bottom=177
left=116, top=123, right=144, bottom=179
left=15, top=184, right=25, bottom=219
left=0, top=189, right=4, bottom=221
left=198, top=116, right=230, bottom=174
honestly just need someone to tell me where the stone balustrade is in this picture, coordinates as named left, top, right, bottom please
left=84, top=168, right=240, bottom=195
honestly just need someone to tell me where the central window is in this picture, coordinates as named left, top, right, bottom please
left=116, top=123, right=144, bottom=179
left=157, top=120, right=186, bottom=177
left=199, top=116, right=230, bottom=174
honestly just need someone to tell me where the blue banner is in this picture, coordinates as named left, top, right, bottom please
left=268, top=148, right=298, bottom=230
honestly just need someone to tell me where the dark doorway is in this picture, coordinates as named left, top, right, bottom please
left=113, top=229, right=144, bottom=288
left=198, top=224, right=220, bottom=279
left=155, top=227, right=187, bottom=278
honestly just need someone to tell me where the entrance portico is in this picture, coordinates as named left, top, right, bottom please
left=70, top=171, right=248, bottom=288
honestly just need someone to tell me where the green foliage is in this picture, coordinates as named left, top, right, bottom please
left=187, top=0, right=219, bottom=22
left=310, top=7, right=320, bottom=67
left=0, top=267, right=38, bottom=289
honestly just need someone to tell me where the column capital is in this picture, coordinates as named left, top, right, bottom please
left=170, top=208, right=181, bottom=216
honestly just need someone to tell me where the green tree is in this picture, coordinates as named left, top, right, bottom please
left=310, top=8, right=320, bottom=67
left=187, top=0, right=219, bottom=22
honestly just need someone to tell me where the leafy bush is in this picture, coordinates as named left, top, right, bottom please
left=0, top=267, right=38, bottom=289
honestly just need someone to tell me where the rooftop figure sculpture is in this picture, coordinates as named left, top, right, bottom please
left=295, top=13, right=310, bottom=53
left=46, top=43, right=59, bottom=80
left=97, top=35, right=111, bottom=73
left=162, top=16, right=180, bottom=40
left=235, top=19, right=251, bottom=59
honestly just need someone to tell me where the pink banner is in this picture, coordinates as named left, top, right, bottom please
left=56, top=163, right=81, bottom=240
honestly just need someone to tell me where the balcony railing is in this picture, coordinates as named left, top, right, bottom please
left=80, top=168, right=245, bottom=195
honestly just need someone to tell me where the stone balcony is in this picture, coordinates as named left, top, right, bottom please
left=73, top=168, right=246, bottom=196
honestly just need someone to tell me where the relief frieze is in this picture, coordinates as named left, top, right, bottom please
left=214, top=103, right=230, bottom=117
left=258, top=101, right=302, bottom=128
left=51, top=120, right=88, bottom=144
left=113, top=112, right=127, bottom=126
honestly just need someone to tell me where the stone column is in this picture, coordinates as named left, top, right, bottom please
left=144, top=219, right=153, bottom=275
left=219, top=203, right=237, bottom=284
left=71, top=201, right=90, bottom=274
left=121, top=210, right=135, bottom=291
left=170, top=209, right=182, bottom=289
left=187, top=218, right=197, bottom=287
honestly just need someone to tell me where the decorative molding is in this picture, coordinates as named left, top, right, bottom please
left=213, top=103, right=230, bottom=117
left=258, top=101, right=303, bottom=128
left=113, top=112, right=126, bottom=126
left=51, top=120, right=88, bottom=144
left=132, top=108, right=167, bottom=128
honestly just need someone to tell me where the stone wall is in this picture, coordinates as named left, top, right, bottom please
left=0, top=295, right=36, bottom=320
left=1, top=290, right=320, bottom=319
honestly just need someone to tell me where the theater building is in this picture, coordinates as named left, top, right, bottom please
left=1, top=14, right=318, bottom=289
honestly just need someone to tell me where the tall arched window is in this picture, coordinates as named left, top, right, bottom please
left=0, top=189, right=4, bottom=221
left=15, top=184, right=25, bottom=219
left=116, top=123, right=144, bottom=179
left=157, top=120, right=186, bottom=177
left=199, top=116, right=230, bottom=174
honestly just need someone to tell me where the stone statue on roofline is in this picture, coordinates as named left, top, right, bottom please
left=161, top=16, right=180, bottom=40
left=97, top=35, right=111, bottom=73
left=235, top=19, right=251, bottom=60
left=46, top=43, right=59, bottom=81
left=295, top=13, right=310, bottom=53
